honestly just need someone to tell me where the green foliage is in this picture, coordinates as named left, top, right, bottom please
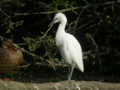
left=0, top=0, right=120, bottom=73
left=23, top=37, right=36, bottom=51
left=6, top=20, right=24, bottom=33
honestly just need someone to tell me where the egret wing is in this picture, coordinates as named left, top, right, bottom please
left=63, top=33, right=84, bottom=72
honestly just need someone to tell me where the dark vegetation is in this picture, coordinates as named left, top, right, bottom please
left=0, top=0, right=120, bottom=82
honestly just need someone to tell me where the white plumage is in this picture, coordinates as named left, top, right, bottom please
left=50, top=13, right=84, bottom=80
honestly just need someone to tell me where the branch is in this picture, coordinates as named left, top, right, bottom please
left=14, top=1, right=116, bottom=16
left=0, top=8, right=11, bottom=19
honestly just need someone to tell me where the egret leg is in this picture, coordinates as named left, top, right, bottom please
left=68, top=64, right=75, bottom=80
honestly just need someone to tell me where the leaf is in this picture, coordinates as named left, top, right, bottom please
left=6, top=29, right=11, bottom=33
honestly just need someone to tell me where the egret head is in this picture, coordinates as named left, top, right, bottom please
left=53, top=13, right=67, bottom=24
left=48, top=13, right=67, bottom=28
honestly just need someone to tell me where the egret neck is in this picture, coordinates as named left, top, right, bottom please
left=56, top=19, right=67, bottom=36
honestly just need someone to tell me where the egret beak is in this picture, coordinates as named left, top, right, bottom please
left=47, top=20, right=55, bottom=33
left=48, top=20, right=54, bottom=28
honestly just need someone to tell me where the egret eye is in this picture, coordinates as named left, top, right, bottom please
left=53, top=18, right=59, bottom=23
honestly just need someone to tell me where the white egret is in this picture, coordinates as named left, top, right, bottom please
left=50, top=13, right=84, bottom=80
